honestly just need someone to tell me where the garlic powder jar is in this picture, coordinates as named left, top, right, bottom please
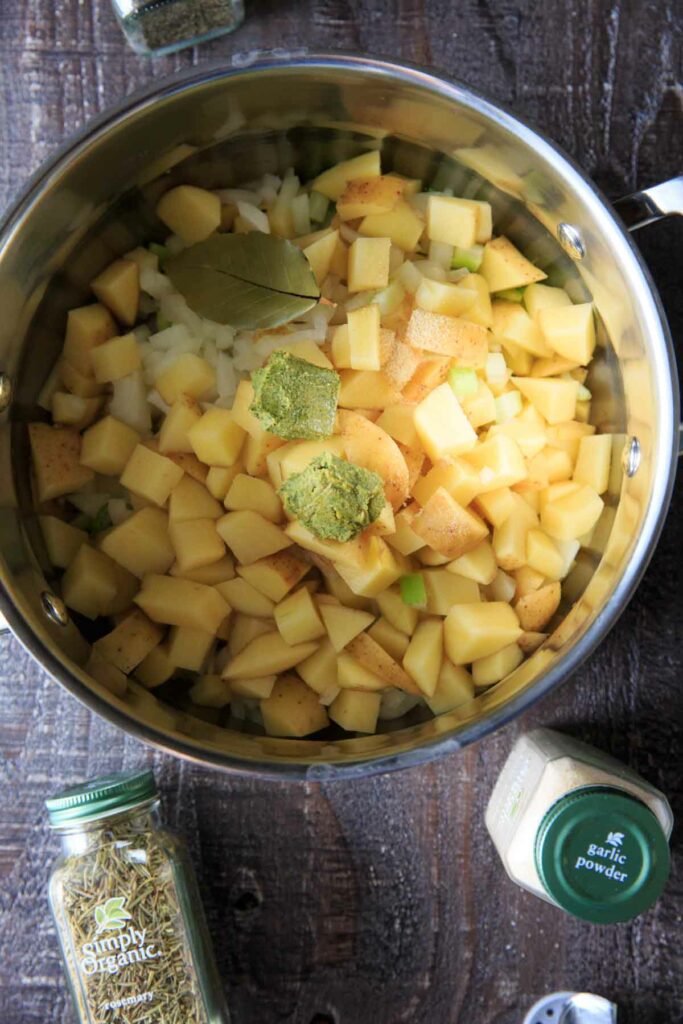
left=486, top=729, right=672, bottom=923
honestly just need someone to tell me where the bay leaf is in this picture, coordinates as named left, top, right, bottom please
left=165, top=232, right=320, bottom=330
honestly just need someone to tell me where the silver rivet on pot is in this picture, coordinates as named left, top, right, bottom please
left=41, top=591, right=69, bottom=627
left=557, top=223, right=585, bottom=260
left=0, top=372, right=12, bottom=413
left=623, top=436, right=641, bottom=477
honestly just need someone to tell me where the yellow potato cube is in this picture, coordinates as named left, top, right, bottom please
left=303, top=229, right=340, bottom=286
left=100, top=507, right=174, bottom=577
left=62, top=304, right=117, bottom=376
left=135, top=574, right=230, bottom=633
left=260, top=676, right=330, bottom=737
left=120, top=445, right=184, bottom=506
left=414, top=383, right=477, bottom=461
left=319, top=566, right=374, bottom=612
left=135, top=643, right=175, bottom=688
left=359, top=201, right=424, bottom=252
left=223, top=633, right=318, bottom=679
left=29, top=423, right=93, bottom=502
left=91, top=258, right=139, bottom=327
left=337, top=176, right=404, bottom=220
left=376, top=404, right=419, bottom=448
left=514, top=581, right=561, bottom=631
left=156, top=185, right=221, bottom=245
left=348, top=237, right=391, bottom=292
left=412, top=489, right=489, bottom=560
left=216, top=577, right=273, bottom=618
left=538, top=302, right=595, bottom=365
left=368, top=617, right=410, bottom=662
left=86, top=650, right=128, bottom=697
left=345, top=303, right=382, bottom=370
left=344, top=632, right=418, bottom=692
left=80, top=415, right=140, bottom=476
left=190, top=674, right=232, bottom=707
left=384, top=507, right=424, bottom=556
left=319, top=604, right=375, bottom=652
left=169, top=476, right=223, bottom=522
left=426, top=659, right=475, bottom=714
left=472, top=642, right=524, bottom=689
left=170, top=554, right=235, bottom=585
left=243, top=430, right=287, bottom=478
left=573, top=434, right=612, bottom=494
left=492, top=301, right=552, bottom=357
left=336, top=652, right=386, bottom=692
left=493, top=516, right=530, bottom=571
left=336, top=535, right=404, bottom=597
left=230, top=675, right=276, bottom=699
left=413, top=459, right=482, bottom=508
left=461, top=382, right=497, bottom=429
left=91, top=333, right=141, bottom=383
left=414, top=277, right=477, bottom=318
left=158, top=396, right=202, bottom=454
left=39, top=516, right=88, bottom=569
left=274, top=587, right=326, bottom=645
left=513, top=565, right=546, bottom=598
left=511, top=377, right=577, bottom=425
left=59, top=358, right=105, bottom=398
left=376, top=585, right=418, bottom=635
left=225, top=474, right=282, bottom=523
left=312, top=151, right=381, bottom=200
left=155, top=353, right=216, bottom=405
left=237, top=551, right=309, bottom=603
left=526, top=528, right=564, bottom=580
left=447, top=540, right=497, bottom=585
left=329, top=689, right=381, bottom=733
left=406, top=308, right=488, bottom=364
left=480, top=236, right=547, bottom=292
left=540, top=484, right=604, bottom=540
left=337, top=369, right=402, bottom=409
left=464, top=434, right=528, bottom=491
left=459, top=273, right=493, bottom=327
left=295, top=638, right=338, bottom=695
left=228, top=379, right=262, bottom=436
left=188, top=408, right=246, bottom=468
left=444, top=602, right=522, bottom=664
left=168, top=518, right=225, bottom=573
left=62, top=544, right=138, bottom=620
left=94, top=609, right=164, bottom=673
left=427, top=195, right=478, bottom=247
left=403, top=618, right=443, bottom=697
left=473, top=487, right=517, bottom=528
left=51, top=392, right=101, bottom=430
left=423, top=569, right=480, bottom=614
left=338, top=409, right=409, bottom=510
left=166, top=626, right=215, bottom=671
left=217, top=510, right=291, bottom=564
left=206, top=463, right=244, bottom=501
left=524, top=283, right=571, bottom=320
left=284, top=520, right=366, bottom=568
left=227, top=615, right=272, bottom=655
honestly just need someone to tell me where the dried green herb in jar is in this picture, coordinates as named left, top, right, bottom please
left=110, top=0, right=244, bottom=56
left=46, top=770, right=230, bottom=1024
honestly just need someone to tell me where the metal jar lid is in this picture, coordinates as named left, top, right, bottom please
left=534, top=786, right=670, bottom=924
left=46, top=769, right=157, bottom=827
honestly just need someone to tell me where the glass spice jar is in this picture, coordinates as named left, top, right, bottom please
left=485, top=728, right=673, bottom=924
left=110, top=0, right=245, bottom=57
left=46, top=769, right=230, bottom=1024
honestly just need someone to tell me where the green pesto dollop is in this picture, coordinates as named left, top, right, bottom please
left=250, top=350, right=340, bottom=440
left=280, top=453, right=386, bottom=542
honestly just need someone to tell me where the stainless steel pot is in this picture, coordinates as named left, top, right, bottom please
left=0, top=54, right=680, bottom=778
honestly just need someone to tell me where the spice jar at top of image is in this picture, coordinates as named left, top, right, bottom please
left=109, top=0, right=245, bottom=56
left=46, top=770, right=230, bottom=1024
left=485, top=728, right=673, bottom=924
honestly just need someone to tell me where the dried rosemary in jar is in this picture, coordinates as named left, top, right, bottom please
left=110, top=0, right=244, bottom=56
left=46, top=770, right=230, bottom=1024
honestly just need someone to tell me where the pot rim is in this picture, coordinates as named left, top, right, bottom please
left=0, top=52, right=678, bottom=780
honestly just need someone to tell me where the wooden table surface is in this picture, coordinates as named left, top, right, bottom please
left=1, top=3, right=682, bottom=1022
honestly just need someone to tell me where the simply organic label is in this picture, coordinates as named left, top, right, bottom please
left=572, top=830, right=630, bottom=883
left=79, top=898, right=161, bottom=978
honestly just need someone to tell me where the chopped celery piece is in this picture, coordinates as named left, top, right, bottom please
left=452, top=244, right=484, bottom=272
left=149, top=242, right=169, bottom=268
left=374, top=278, right=406, bottom=317
left=400, top=573, right=427, bottom=608
left=308, top=190, right=330, bottom=224
left=495, top=287, right=525, bottom=302
left=494, top=391, right=523, bottom=424
left=448, top=367, right=479, bottom=398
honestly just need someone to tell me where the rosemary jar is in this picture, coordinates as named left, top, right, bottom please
left=46, top=769, right=230, bottom=1024
left=110, top=0, right=245, bottom=56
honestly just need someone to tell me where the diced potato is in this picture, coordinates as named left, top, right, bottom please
left=426, top=659, right=475, bottom=714
left=39, top=516, right=88, bottom=569
left=359, top=201, right=424, bottom=252
left=319, top=566, right=374, bottom=612
left=217, top=510, right=291, bottom=565
left=480, top=236, right=547, bottom=292
left=281, top=339, right=334, bottom=370
left=511, top=377, right=577, bottom=425
left=348, top=237, right=391, bottom=292
left=312, top=151, right=381, bottom=200
left=156, top=185, right=221, bottom=245
left=368, top=617, right=410, bottom=662
left=461, top=382, right=497, bottom=429
left=163, top=450, right=208, bottom=484
left=336, top=652, right=386, bottom=692
left=472, top=642, right=524, bottom=689
left=190, top=674, right=232, bottom=707
left=493, top=515, right=531, bottom=571
left=459, top=273, right=493, bottom=327
left=345, top=632, right=418, bottom=692
left=223, top=473, right=282, bottom=523
left=414, top=382, right=477, bottom=462
left=135, top=643, right=175, bottom=688
left=260, top=676, right=329, bottom=737
left=464, top=434, right=528, bottom=491
left=274, top=587, right=326, bottom=645
left=397, top=441, right=425, bottom=491
left=237, top=551, right=309, bottom=604
left=344, top=304, right=381, bottom=370
left=206, top=463, right=243, bottom=501
left=244, top=430, right=287, bottom=478
left=444, top=602, right=522, bottom=664
left=414, top=277, right=476, bottom=319
left=100, top=507, right=174, bottom=577
left=401, top=356, right=451, bottom=404
left=120, top=445, right=184, bottom=506
left=59, top=358, right=105, bottom=398
left=62, top=304, right=117, bottom=376
left=231, top=675, right=276, bottom=699
left=473, top=487, right=516, bottom=528
left=376, top=404, right=419, bottom=448
left=188, top=409, right=245, bottom=469
left=492, top=301, right=552, bottom=357
left=338, top=369, right=402, bottom=409
left=423, top=569, right=480, bottom=614
left=319, top=604, right=375, bottom=652
left=524, top=283, right=571, bottom=320
left=526, top=529, right=564, bottom=580
left=383, top=342, right=423, bottom=389
left=513, top=565, right=546, bottom=599
left=412, top=489, right=488, bottom=560
left=86, top=650, right=128, bottom=697
left=336, top=535, right=404, bottom=598
left=91, top=333, right=140, bottom=384
left=52, top=392, right=101, bottom=430
left=531, top=356, right=580, bottom=378
left=80, top=416, right=140, bottom=476
left=223, top=633, right=318, bottom=679
left=538, top=303, right=595, bottom=365
left=427, top=195, right=479, bottom=247
left=489, top=414, right=547, bottom=461
left=278, top=437, right=345, bottom=482
left=403, top=618, right=443, bottom=697
left=329, top=689, right=381, bottom=733
left=540, top=484, right=604, bottom=540
left=284, top=520, right=366, bottom=568
left=295, top=638, right=338, bottom=695
left=170, top=554, right=235, bottom=584
left=228, top=614, right=272, bottom=656
left=573, top=434, right=612, bottom=494
left=159, top=396, right=202, bottom=454
left=337, top=176, right=403, bottom=219
left=518, top=631, right=548, bottom=654
left=29, top=423, right=93, bottom=502
left=62, top=544, right=138, bottom=619
left=406, top=308, right=487, bottom=364
left=169, top=476, right=223, bottom=522
left=417, top=548, right=451, bottom=567
left=447, top=540, right=497, bottom=585
left=155, top=353, right=216, bottom=406
left=166, top=625, right=215, bottom=671
left=168, top=518, right=225, bottom=573
left=384, top=507, right=425, bottom=556
left=91, top=258, right=139, bottom=326
left=135, top=575, right=230, bottom=633
left=514, top=581, right=561, bottom=631
left=216, top=578, right=274, bottom=617
left=303, top=230, right=340, bottom=286
left=93, top=609, right=163, bottom=673
left=413, top=458, right=482, bottom=508
left=339, top=410, right=409, bottom=510
left=376, top=585, right=418, bottom=635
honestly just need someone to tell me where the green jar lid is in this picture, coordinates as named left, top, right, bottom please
left=46, top=770, right=157, bottom=827
left=535, top=786, right=670, bottom=924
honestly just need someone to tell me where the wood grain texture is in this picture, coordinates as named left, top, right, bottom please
left=1, top=2, right=682, bottom=1023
